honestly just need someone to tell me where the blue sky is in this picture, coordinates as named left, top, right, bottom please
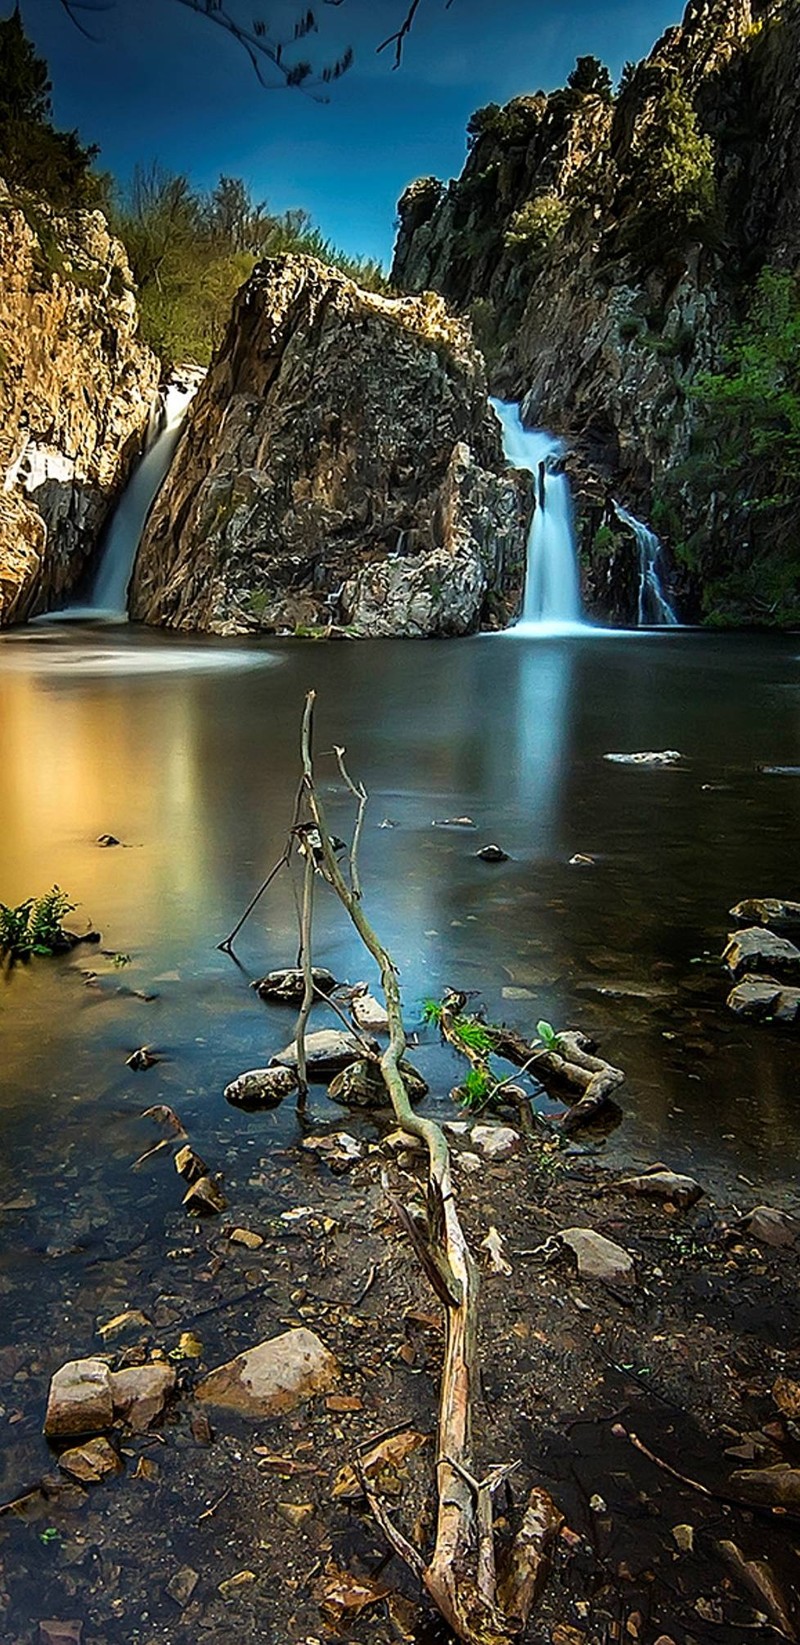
left=16, top=0, right=684, bottom=264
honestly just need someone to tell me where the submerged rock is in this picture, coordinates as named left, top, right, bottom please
left=271, top=1029, right=373, bottom=1080
left=618, top=1168, right=703, bottom=1208
left=182, top=1175, right=227, bottom=1215
left=58, top=1435, right=122, bottom=1484
left=726, top=975, right=800, bottom=1026
left=350, top=990, right=390, bottom=1033
left=475, top=843, right=510, bottom=862
left=604, top=750, right=683, bottom=766
left=252, top=967, right=337, bottom=1004
left=224, top=1066, right=298, bottom=1108
left=44, top=1358, right=114, bottom=1438
left=195, top=1327, right=339, bottom=1418
left=722, top=928, right=800, bottom=981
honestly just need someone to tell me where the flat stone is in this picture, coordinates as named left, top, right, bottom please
left=618, top=1169, right=703, bottom=1209
left=327, top=1056, right=427, bottom=1109
left=722, top=927, right=800, bottom=980
left=726, top=975, right=800, bottom=1025
left=58, top=1435, right=122, bottom=1483
left=175, top=1144, right=210, bottom=1183
left=224, top=1065, right=298, bottom=1108
left=271, top=1029, right=369, bottom=1079
left=252, top=966, right=337, bottom=1004
left=109, top=1363, right=176, bottom=1431
left=604, top=750, right=682, bottom=765
left=97, top=1309, right=150, bottom=1341
left=195, top=1327, right=339, bottom=1419
left=44, top=1358, right=114, bottom=1438
left=741, top=1206, right=797, bottom=1248
left=730, top=898, right=800, bottom=932
left=351, top=991, right=390, bottom=1033
left=39, top=1625, right=83, bottom=1645
left=470, top=1124, right=521, bottom=1161
left=165, top=1566, right=199, bottom=1607
left=227, top=1226, right=265, bottom=1249
left=183, top=1175, right=227, bottom=1215
left=560, top=1227, right=635, bottom=1284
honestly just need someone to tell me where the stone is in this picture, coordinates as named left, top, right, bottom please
left=129, top=256, right=529, bottom=637
left=165, top=1566, right=199, bottom=1608
left=618, top=1168, right=703, bottom=1208
left=44, top=1358, right=114, bottom=1438
left=224, top=1065, right=298, bottom=1108
left=252, top=966, right=337, bottom=1003
left=175, top=1145, right=210, bottom=1183
left=730, top=898, right=800, bottom=932
left=96, top=834, right=120, bottom=847
left=277, top=1501, right=315, bottom=1528
left=327, top=1056, right=428, bottom=1108
left=722, top=928, right=800, bottom=980
left=302, top=1132, right=363, bottom=1170
left=219, top=1571, right=257, bottom=1597
left=97, top=1309, right=150, bottom=1341
left=183, top=1175, right=227, bottom=1215
left=475, top=843, right=510, bottom=862
left=603, top=751, right=683, bottom=765
left=560, top=1227, right=635, bottom=1284
left=271, top=1030, right=370, bottom=1080
left=569, top=853, right=596, bottom=867
left=470, top=1124, right=521, bottom=1161
left=39, top=1625, right=83, bottom=1645
left=195, top=1327, right=339, bottom=1419
left=126, top=1046, right=158, bottom=1071
left=726, top=975, right=800, bottom=1025
left=57, top=1435, right=122, bottom=1484
left=729, top=1467, right=800, bottom=1509
left=227, top=1226, right=265, bottom=1249
left=109, top=1363, right=176, bottom=1431
left=740, top=1206, right=797, bottom=1248
left=351, top=990, right=390, bottom=1033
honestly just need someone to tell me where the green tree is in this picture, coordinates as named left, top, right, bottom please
left=567, top=54, right=613, bottom=101
left=0, top=6, right=99, bottom=204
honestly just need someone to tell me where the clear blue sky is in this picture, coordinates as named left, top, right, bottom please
left=16, top=0, right=684, bottom=264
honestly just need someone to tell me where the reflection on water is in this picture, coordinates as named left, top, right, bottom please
left=2, top=622, right=275, bottom=675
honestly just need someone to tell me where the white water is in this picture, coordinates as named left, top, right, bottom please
left=491, top=398, right=583, bottom=633
left=614, top=503, right=679, bottom=627
left=85, top=382, right=196, bottom=618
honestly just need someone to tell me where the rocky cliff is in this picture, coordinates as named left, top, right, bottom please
left=0, top=185, right=159, bottom=625
left=130, top=255, right=529, bottom=637
left=393, top=0, right=800, bottom=626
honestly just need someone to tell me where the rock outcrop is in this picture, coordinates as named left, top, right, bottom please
left=0, top=185, right=159, bottom=625
left=392, top=0, right=800, bottom=627
left=130, top=255, right=529, bottom=636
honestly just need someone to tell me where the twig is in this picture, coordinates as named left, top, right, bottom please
left=333, top=744, right=367, bottom=899
left=354, top=1262, right=378, bottom=1307
left=197, top=1486, right=231, bottom=1523
left=217, top=776, right=305, bottom=953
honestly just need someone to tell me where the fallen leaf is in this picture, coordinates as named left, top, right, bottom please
left=481, top=1225, right=512, bottom=1275
left=316, top=1560, right=389, bottom=1622
left=332, top=1429, right=428, bottom=1500
left=773, top=1375, right=800, bottom=1421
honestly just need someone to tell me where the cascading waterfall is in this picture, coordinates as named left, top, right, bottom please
left=85, top=381, right=196, bottom=618
left=613, top=503, right=679, bottom=626
left=490, top=399, right=582, bottom=631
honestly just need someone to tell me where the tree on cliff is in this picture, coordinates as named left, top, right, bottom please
left=0, top=5, right=99, bottom=201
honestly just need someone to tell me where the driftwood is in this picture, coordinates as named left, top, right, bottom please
left=440, top=999, right=625, bottom=1132
left=297, top=691, right=560, bottom=1645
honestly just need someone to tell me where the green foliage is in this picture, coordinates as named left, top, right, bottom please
left=454, top=1067, right=497, bottom=1113
left=466, top=97, right=545, bottom=152
left=620, top=80, right=717, bottom=262
left=693, top=268, right=800, bottom=476
left=567, top=55, right=613, bottom=101
left=505, top=193, right=569, bottom=260
left=0, top=886, right=76, bottom=960
left=536, top=1019, right=559, bottom=1050
left=422, top=998, right=444, bottom=1025
left=591, top=524, right=621, bottom=558
left=0, top=11, right=100, bottom=207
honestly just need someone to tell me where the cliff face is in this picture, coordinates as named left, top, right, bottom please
left=0, top=187, right=159, bottom=625
left=392, top=0, right=800, bottom=626
left=130, top=255, right=529, bottom=637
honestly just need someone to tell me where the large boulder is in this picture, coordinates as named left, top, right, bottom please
left=195, top=1327, right=339, bottom=1418
left=130, top=255, right=529, bottom=636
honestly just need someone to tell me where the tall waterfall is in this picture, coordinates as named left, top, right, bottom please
left=491, top=399, right=582, bottom=631
left=86, top=382, right=196, bottom=618
left=613, top=503, right=679, bottom=627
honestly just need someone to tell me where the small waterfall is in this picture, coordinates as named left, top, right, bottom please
left=491, top=399, right=582, bottom=631
left=613, top=503, right=679, bottom=627
left=85, top=381, right=196, bottom=618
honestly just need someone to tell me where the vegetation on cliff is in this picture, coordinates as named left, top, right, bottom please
left=0, top=7, right=100, bottom=206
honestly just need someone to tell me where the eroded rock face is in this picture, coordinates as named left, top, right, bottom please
left=0, top=187, right=159, bottom=624
left=130, top=255, right=529, bottom=636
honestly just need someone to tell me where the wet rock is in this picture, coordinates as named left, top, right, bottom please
left=109, top=1363, right=176, bottom=1430
left=560, top=1227, right=635, bottom=1284
left=44, top=1358, right=114, bottom=1438
left=351, top=990, right=390, bottom=1033
left=277, top=1501, right=315, bottom=1528
left=327, top=1056, right=427, bottom=1108
left=219, top=1570, right=257, bottom=1597
left=302, top=1132, right=364, bottom=1169
left=730, top=897, right=800, bottom=932
left=569, top=853, right=596, bottom=867
left=224, top=1065, right=298, bottom=1108
left=96, top=834, right=120, bottom=847
left=165, top=1566, right=199, bottom=1608
left=604, top=750, right=683, bottom=765
left=726, top=974, right=800, bottom=1025
left=97, top=1309, right=150, bottom=1342
left=174, top=1145, right=210, bottom=1183
left=475, top=843, right=510, bottom=862
left=57, top=1435, right=122, bottom=1484
left=182, top=1175, right=227, bottom=1215
left=722, top=927, right=800, bottom=980
left=729, top=1466, right=800, bottom=1509
left=227, top=1226, right=264, bottom=1249
left=433, top=815, right=476, bottom=827
left=126, top=1046, right=158, bottom=1071
left=252, top=966, right=337, bottom=1004
left=471, top=1124, right=521, bottom=1161
left=195, top=1326, right=339, bottom=1419
left=618, top=1167, right=703, bottom=1209
left=740, top=1206, right=798, bottom=1248
left=39, top=1624, right=83, bottom=1645
left=271, top=1029, right=372, bottom=1080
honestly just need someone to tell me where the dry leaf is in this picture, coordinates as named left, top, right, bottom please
left=481, top=1225, right=512, bottom=1275
left=773, top=1375, right=800, bottom=1421
left=332, top=1428, right=428, bottom=1500
left=316, top=1560, right=389, bottom=1621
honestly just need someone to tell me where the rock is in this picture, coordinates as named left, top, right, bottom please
left=560, top=1227, right=635, bottom=1285
left=277, top=1501, right=315, bottom=1528
left=351, top=990, right=390, bottom=1033
left=97, top=1308, right=150, bottom=1341
left=618, top=1168, right=703, bottom=1209
left=57, top=1436, right=122, bottom=1484
left=183, top=1175, right=227, bottom=1215
left=433, top=816, right=477, bottom=827
left=227, top=1226, right=265, bottom=1249
left=129, top=256, right=528, bottom=637
left=604, top=751, right=683, bottom=765
left=740, top=1206, right=798, bottom=1248
left=96, top=834, right=120, bottom=847
left=327, top=1056, right=428, bottom=1108
left=729, top=1467, right=800, bottom=1509
left=471, top=1124, right=521, bottom=1161
left=224, top=1065, right=298, bottom=1108
left=126, top=1046, right=158, bottom=1071
left=195, top=1327, right=339, bottom=1419
left=219, top=1571, right=257, bottom=1597
left=569, top=853, right=595, bottom=867
left=174, top=1145, right=210, bottom=1183
left=722, top=928, right=800, bottom=980
left=726, top=974, right=800, bottom=1025
left=252, top=966, right=337, bottom=1004
left=109, top=1364, right=176, bottom=1431
left=165, top=1566, right=200, bottom=1608
left=730, top=898, right=800, bottom=932
left=44, top=1358, right=114, bottom=1438
left=302, top=1132, right=364, bottom=1170
left=39, top=1625, right=83, bottom=1645
left=475, top=843, right=510, bottom=862
left=271, top=1029, right=371, bottom=1080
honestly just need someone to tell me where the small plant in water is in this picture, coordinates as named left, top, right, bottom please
left=455, top=1066, right=497, bottom=1113
left=0, top=886, right=76, bottom=960
left=536, top=1019, right=560, bottom=1051
left=111, top=952, right=132, bottom=968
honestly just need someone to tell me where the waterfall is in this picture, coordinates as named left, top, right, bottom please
left=613, top=503, right=679, bottom=626
left=490, top=399, right=582, bottom=631
left=85, top=381, right=196, bottom=618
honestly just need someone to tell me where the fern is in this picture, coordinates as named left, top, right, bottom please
left=0, top=885, right=75, bottom=958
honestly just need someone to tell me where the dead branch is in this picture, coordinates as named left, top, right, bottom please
left=298, top=690, right=558, bottom=1644
left=481, top=1017, right=625, bottom=1132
